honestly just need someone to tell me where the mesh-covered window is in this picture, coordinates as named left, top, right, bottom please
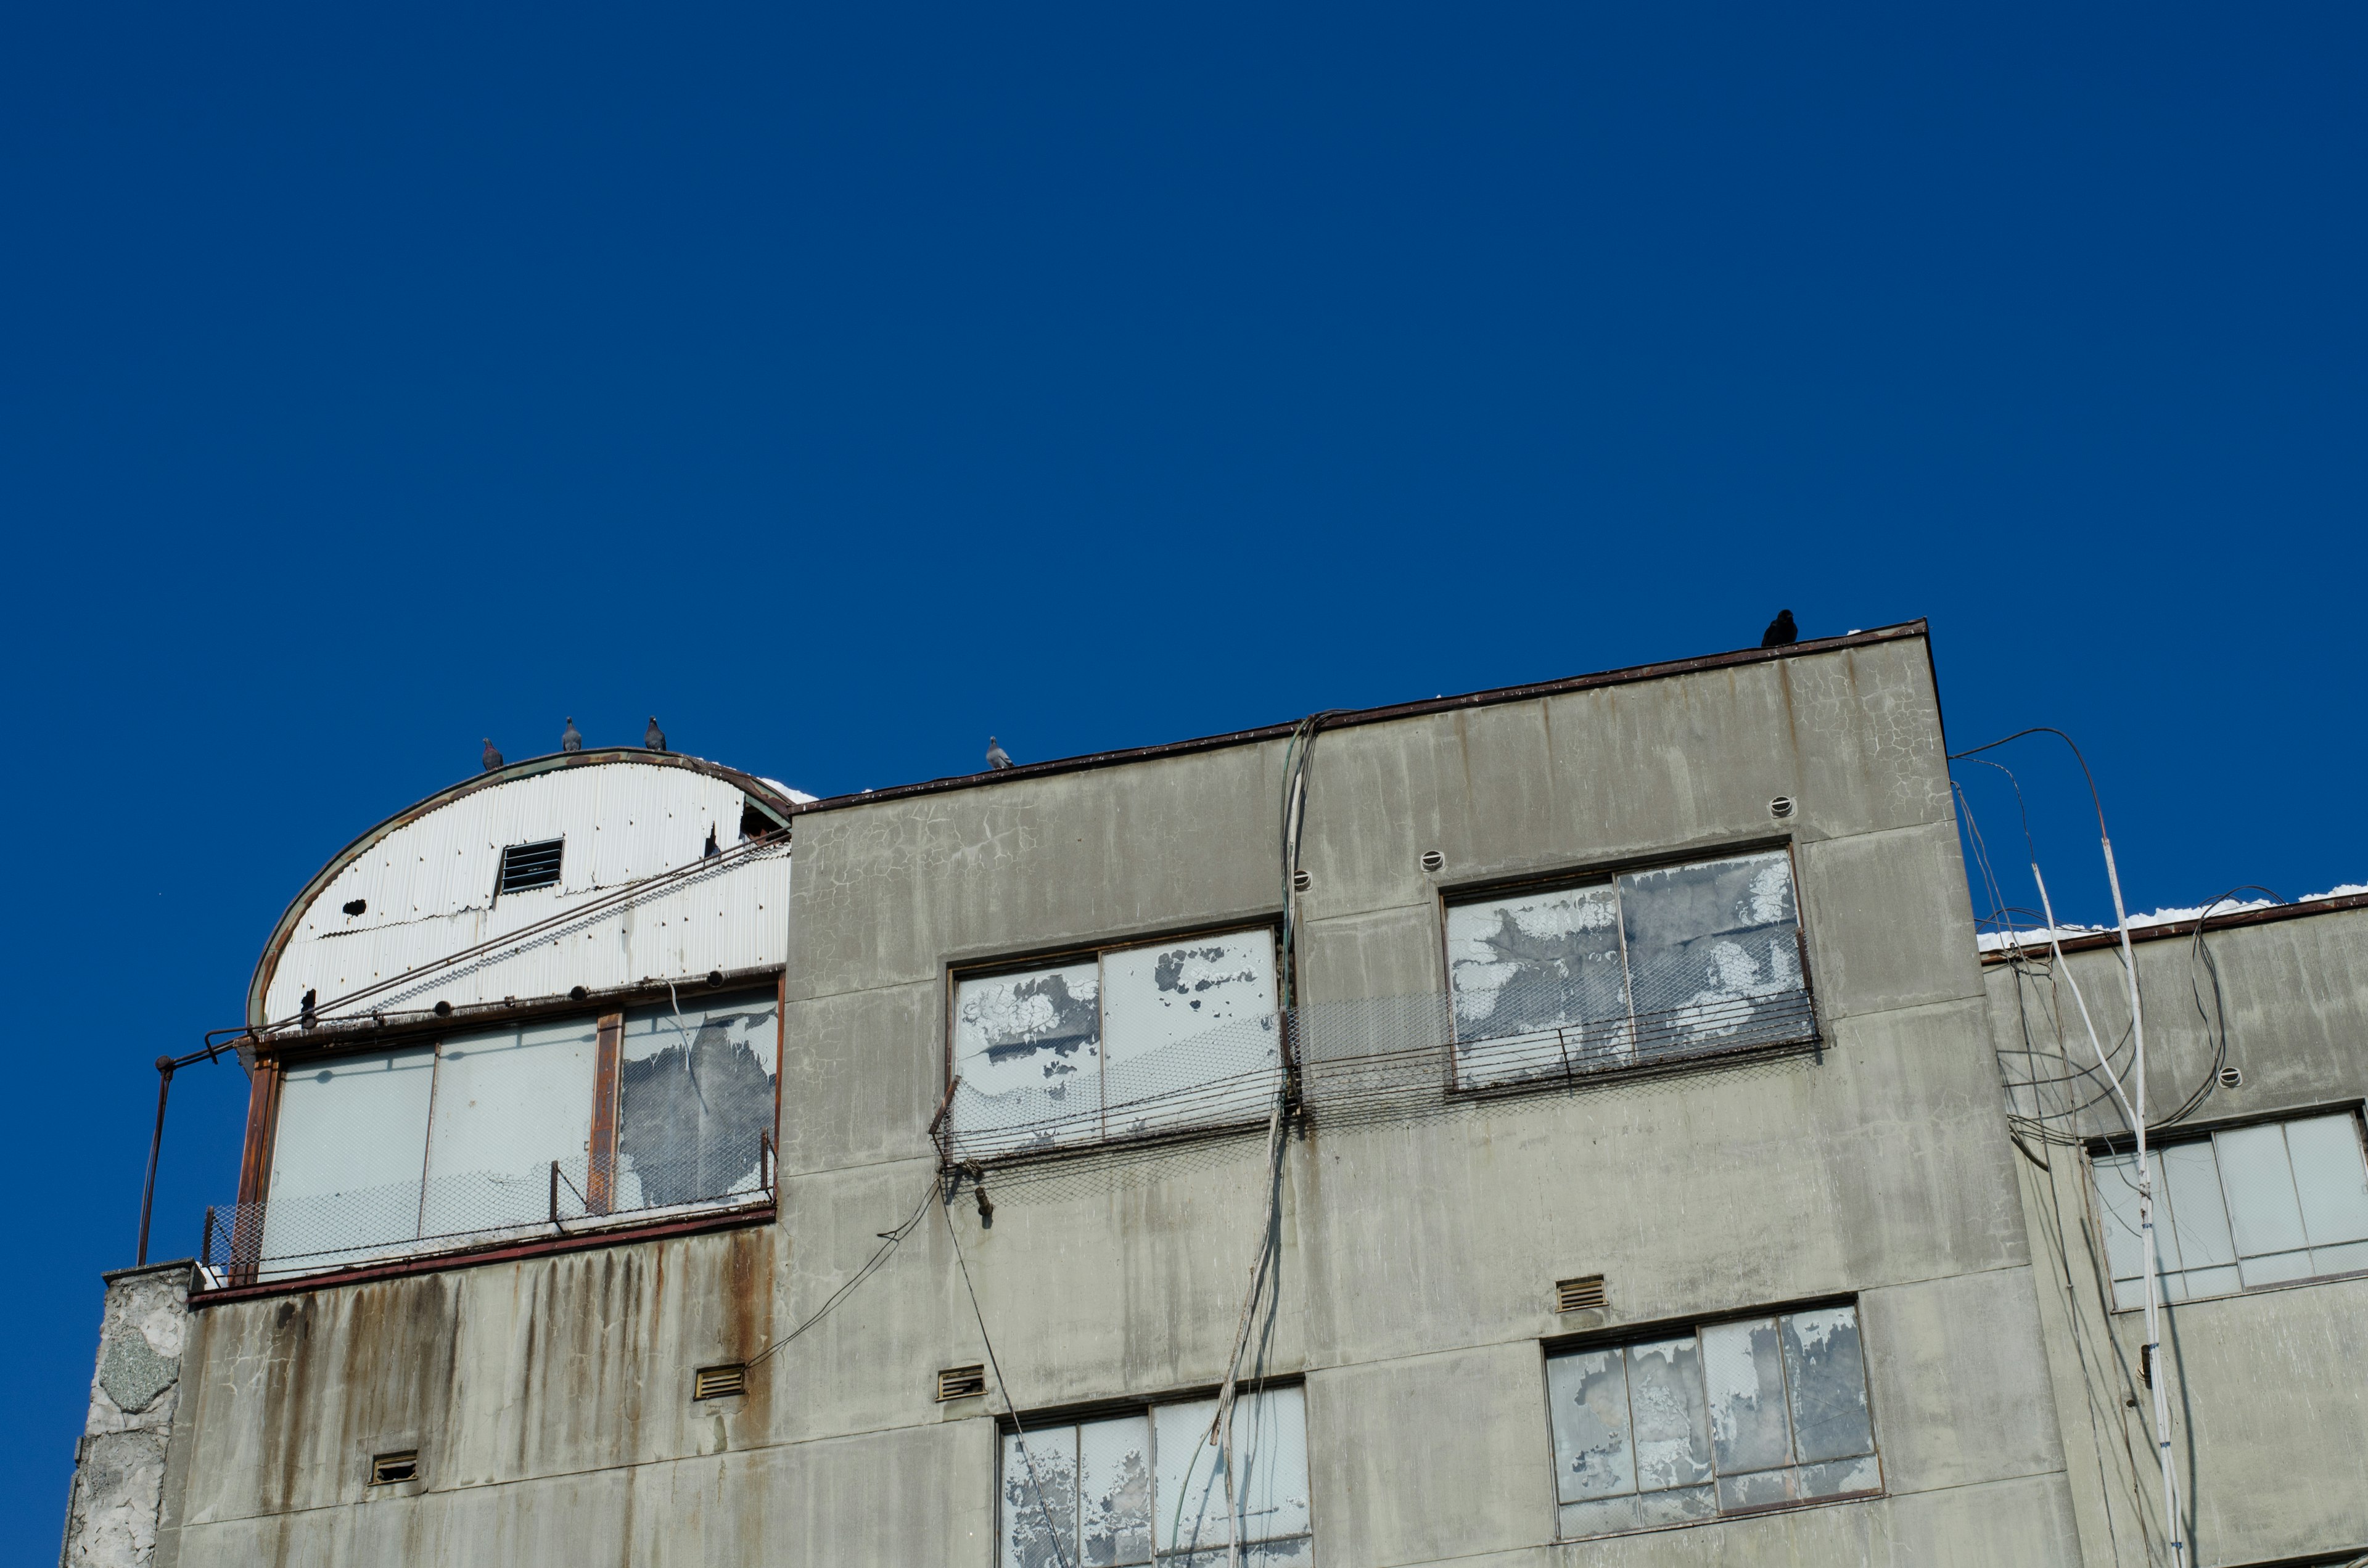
left=2094, top=1111, right=2368, bottom=1310
left=1447, top=849, right=1811, bottom=1089
left=948, top=929, right=1281, bottom=1161
left=1547, top=1305, right=1880, bottom=1542
left=615, top=991, right=781, bottom=1209
left=1000, top=1386, right=1310, bottom=1567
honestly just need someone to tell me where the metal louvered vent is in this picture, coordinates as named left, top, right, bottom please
left=369, top=1450, right=419, bottom=1486
left=1292, top=869, right=1314, bottom=893
left=1768, top=796, right=1797, bottom=820
left=1420, top=850, right=1445, bottom=873
left=496, top=838, right=564, bottom=895
left=936, top=1364, right=987, bottom=1402
left=693, top=1364, right=747, bottom=1401
left=1555, top=1275, right=1608, bottom=1313
left=2218, top=1066, right=2243, bottom=1089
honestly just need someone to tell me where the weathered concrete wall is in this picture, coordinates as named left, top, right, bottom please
left=155, top=633, right=2082, bottom=1566
left=60, top=1262, right=195, bottom=1568
left=1989, top=905, right=2368, bottom=1567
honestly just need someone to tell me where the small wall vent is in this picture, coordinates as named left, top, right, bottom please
left=1768, top=796, right=1797, bottom=820
left=1555, top=1275, right=1608, bottom=1314
left=1420, top=850, right=1445, bottom=873
left=693, top=1364, right=747, bottom=1401
left=2218, top=1065, right=2243, bottom=1089
left=936, top=1364, right=987, bottom=1402
left=1292, top=869, right=1314, bottom=893
left=496, top=838, right=565, bottom=895
left=368, top=1450, right=419, bottom=1487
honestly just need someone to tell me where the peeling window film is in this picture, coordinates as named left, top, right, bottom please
left=616, top=992, right=780, bottom=1208
left=950, top=930, right=1281, bottom=1161
left=1449, top=850, right=1811, bottom=1089
left=1546, top=1305, right=1879, bottom=1541
left=249, top=990, right=779, bottom=1279
left=2094, top=1111, right=2368, bottom=1310
left=999, top=1387, right=1310, bottom=1568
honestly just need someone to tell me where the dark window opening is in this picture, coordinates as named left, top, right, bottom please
left=496, top=838, right=564, bottom=895
left=740, top=797, right=785, bottom=842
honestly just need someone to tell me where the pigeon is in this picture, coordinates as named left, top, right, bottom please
left=1761, top=609, right=1798, bottom=648
left=482, top=738, right=505, bottom=771
left=562, top=716, right=583, bottom=753
left=985, top=736, right=1013, bottom=771
left=645, top=716, right=667, bottom=752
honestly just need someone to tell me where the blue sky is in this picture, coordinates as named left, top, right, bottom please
left=3, top=4, right=2362, bottom=1553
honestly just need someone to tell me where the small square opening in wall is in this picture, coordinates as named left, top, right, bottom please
left=368, top=1451, right=419, bottom=1487
left=1556, top=1275, right=1608, bottom=1313
left=937, top=1364, right=987, bottom=1402
left=693, top=1364, right=747, bottom=1402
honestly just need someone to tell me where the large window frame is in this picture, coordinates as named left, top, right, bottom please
left=1439, top=841, right=1819, bottom=1094
left=228, top=973, right=786, bottom=1284
left=942, top=921, right=1286, bottom=1165
left=2087, top=1104, right=2368, bottom=1313
left=994, top=1381, right=1312, bottom=1567
left=1541, top=1297, right=1884, bottom=1544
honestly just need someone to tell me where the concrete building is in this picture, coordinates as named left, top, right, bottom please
left=56, top=622, right=2368, bottom=1567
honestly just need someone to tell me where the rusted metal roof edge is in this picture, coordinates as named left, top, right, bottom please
left=1978, top=891, right=2368, bottom=966
left=189, top=1202, right=776, bottom=1308
left=792, top=620, right=1933, bottom=816
left=245, top=750, right=802, bottom=1031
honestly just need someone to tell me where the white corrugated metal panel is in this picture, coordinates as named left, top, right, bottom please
left=266, top=760, right=788, bottom=1022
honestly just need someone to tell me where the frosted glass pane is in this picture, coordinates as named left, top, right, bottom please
left=2237, top=1249, right=2314, bottom=1288
left=2216, top=1123, right=2309, bottom=1259
left=1797, top=1455, right=1882, bottom=1500
left=1447, top=884, right=1628, bottom=1086
left=1716, top=1467, right=1794, bottom=1511
left=2094, top=1150, right=2163, bottom=1285
left=422, top=1017, right=598, bottom=1234
left=2159, top=1141, right=2235, bottom=1272
left=2285, top=1114, right=2368, bottom=1248
left=1001, top=1426, right=1079, bottom=1568
left=1780, top=1307, right=1875, bottom=1463
left=1077, top=1416, right=1152, bottom=1566
left=1626, top=1336, right=1711, bottom=1491
left=1102, top=932, right=1280, bottom=1138
left=2179, top=1265, right=2241, bottom=1300
left=617, top=992, right=781, bottom=1207
left=2310, top=1239, right=2368, bottom=1278
left=1546, top=1348, right=1635, bottom=1503
left=1701, top=1318, right=1792, bottom=1474
left=1154, top=1389, right=1305, bottom=1553
left=952, top=964, right=1101, bottom=1159
left=264, top=1046, right=436, bottom=1263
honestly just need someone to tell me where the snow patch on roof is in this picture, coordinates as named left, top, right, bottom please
left=758, top=777, right=818, bottom=803
left=1976, top=884, right=2368, bottom=954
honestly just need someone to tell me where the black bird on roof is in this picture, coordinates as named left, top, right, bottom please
left=562, top=716, right=583, bottom=753
left=645, top=716, right=667, bottom=753
left=482, top=738, right=505, bottom=771
left=985, top=736, right=1013, bottom=770
left=1761, top=609, right=1798, bottom=648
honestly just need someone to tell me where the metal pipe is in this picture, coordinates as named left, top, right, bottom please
left=136, top=1057, right=175, bottom=1266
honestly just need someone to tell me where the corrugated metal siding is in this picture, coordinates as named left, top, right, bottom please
left=265, top=763, right=787, bottom=1020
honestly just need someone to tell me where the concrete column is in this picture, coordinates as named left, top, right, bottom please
left=57, top=1261, right=195, bottom=1568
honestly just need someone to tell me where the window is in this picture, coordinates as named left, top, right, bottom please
left=1545, top=1304, right=1880, bottom=1542
left=948, top=929, right=1281, bottom=1162
left=1447, top=848, right=1811, bottom=1090
left=2093, top=1111, right=2368, bottom=1310
left=998, top=1385, right=1310, bottom=1568
left=496, top=837, right=565, bottom=895
left=252, top=989, right=779, bottom=1277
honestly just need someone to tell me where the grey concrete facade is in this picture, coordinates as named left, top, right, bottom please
left=80, top=626, right=2113, bottom=1566
left=1989, top=901, right=2368, bottom=1568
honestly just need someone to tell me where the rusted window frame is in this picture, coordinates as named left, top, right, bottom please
left=221, top=969, right=786, bottom=1294
left=940, top=916, right=1289, bottom=1170
left=1433, top=836, right=1821, bottom=1099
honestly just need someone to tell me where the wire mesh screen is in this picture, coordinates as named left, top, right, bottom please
left=210, top=990, right=778, bottom=1283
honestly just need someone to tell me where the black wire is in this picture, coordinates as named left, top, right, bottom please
left=943, top=1191, right=1072, bottom=1568
left=744, top=1173, right=937, bottom=1371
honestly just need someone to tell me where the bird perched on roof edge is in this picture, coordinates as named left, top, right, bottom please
left=985, top=736, right=1013, bottom=770
left=562, top=716, right=583, bottom=752
left=645, top=716, right=667, bottom=752
left=482, top=738, right=504, bottom=772
left=1761, top=609, right=1798, bottom=648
